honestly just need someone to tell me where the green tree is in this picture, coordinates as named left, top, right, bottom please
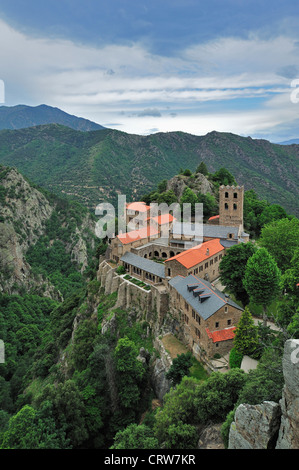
left=166, top=352, right=193, bottom=386
left=157, top=179, right=168, bottom=193
left=154, top=377, right=199, bottom=445
left=194, top=369, right=246, bottom=423
left=1, top=405, right=38, bottom=449
left=114, top=337, right=145, bottom=409
left=219, top=242, right=257, bottom=305
left=243, top=248, right=282, bottom=326
left=163, top=422, right=198, bottom=449
left=110, top=423, right=158, bottom=449
left=195, top=161, right=208, bottom=175
left=237, top=347, right=284, bottom=405
left=282, top=248, right=299, bottom=299
left=197, top=192, right=218, bottom=219
left=37, top=380, right=88, bottom=448
left=180, top=187, right=198, bottom=215
left=233, top=307, right=260, bottom=358
left=258, top=204, right=288, bottom=227
left=211, top=167, right=236, bottom=186
left=259, top=217, right=299, bottom=273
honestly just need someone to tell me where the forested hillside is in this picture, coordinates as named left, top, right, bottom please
left=0, top=125, right=297, bottom=215
left=0, top=164, right=298, bottom=449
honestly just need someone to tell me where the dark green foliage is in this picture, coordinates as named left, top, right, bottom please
left=196, top=161, right=208, bottom=175
left=259, top=217, right=299, bottom=273
left=194, top=369, right=246, bottom=423
left=233, top=307, right=260, bottom=359
left=110, top=423, right=158, bottom=449
left=237, top=347, right=284, bottom=405
left=219, top=242, right=257, bottom=305
left=243, top=248, right=282, bottom=321
left=229, top=347, right=243, bottom=369
left=0, top=126, right=297, bottom=215
left=166, top=352, right=193, bottom=385
left=197, top=192, right=218, bottom=219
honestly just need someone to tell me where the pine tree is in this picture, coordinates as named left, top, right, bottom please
left=233, top=307, right=260, bottom=359
left=243, top=247, right=282, bottom=326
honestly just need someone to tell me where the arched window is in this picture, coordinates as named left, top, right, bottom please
left=225, top=203, right=229, bottom=210
left=233, top=203, right=237, bottom=210
left=234, top=192, right=238, bottom=199
left=225, top=192, right=229, bottom=198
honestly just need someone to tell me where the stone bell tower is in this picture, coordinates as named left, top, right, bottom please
left=219, top=185, right=244, bottom=228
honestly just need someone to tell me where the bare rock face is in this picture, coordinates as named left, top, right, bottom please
left=276, top=339, right=299, bottom=449
left=198, top=424, right=225, bottom=449
left=228, top=339, right=299, bottom=450
left=228, top=401, right=281, bottom=449
left=166, top=173, right=214, bottom=200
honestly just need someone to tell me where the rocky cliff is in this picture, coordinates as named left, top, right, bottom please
left=0, top=165, right=96, bottom=297
left=166, top=172, right=214, bottom=200
left=229, top=339, right=299, bottom=449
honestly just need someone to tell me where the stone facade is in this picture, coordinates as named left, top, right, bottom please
left=169, top=283, right=242, bottom=361
left=219, top=185, right=244, bottom=228
left=165, top=248, right=225, bottom=282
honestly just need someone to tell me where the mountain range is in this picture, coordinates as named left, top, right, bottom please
left=0, top=123, right=297, bottom=216
left=0, top=104, right=104, bottom=131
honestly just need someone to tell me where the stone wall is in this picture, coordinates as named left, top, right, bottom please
left=228, top=339, right=299, bottom=449
left=97, top=260, right=169, bottom=331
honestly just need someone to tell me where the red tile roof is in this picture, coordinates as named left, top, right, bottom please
left=165, top=239, right=224, bottom=269
left=206, top=327, right=236, bottom=343
left=208, top=215, right=220, bottom=221
left=126, top=202, right=151, bottom=212
left=151, top=214, right=175, bottom=225
left=117, top=226, right=159, bottom=245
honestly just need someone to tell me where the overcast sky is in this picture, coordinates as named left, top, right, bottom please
left=0, top=0, right=299, bottom=141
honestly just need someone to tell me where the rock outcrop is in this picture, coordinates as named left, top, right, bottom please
left=228, top=339, right=299, bottom=449
left=166, top=173, right=214, bottom=200
left=0, top=165, right=95, bottom=297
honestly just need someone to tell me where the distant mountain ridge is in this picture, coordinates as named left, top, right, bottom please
left=0, top=125, right=297, bottom=216
left=278, top=138, right=299, bottom=145
left=0, top=104, right=104, bottom=131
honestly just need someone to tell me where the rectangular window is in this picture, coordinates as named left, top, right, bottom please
left=215, top=321, right=219, bottom=328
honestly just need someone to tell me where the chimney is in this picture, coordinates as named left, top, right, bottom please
left=206, top=248, right=210, bottom=256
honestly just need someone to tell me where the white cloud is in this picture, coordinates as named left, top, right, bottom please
left=0, top=18, right=298, bottom=140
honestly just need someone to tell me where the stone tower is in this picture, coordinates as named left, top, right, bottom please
left=219, top=185, right=244, bottom=228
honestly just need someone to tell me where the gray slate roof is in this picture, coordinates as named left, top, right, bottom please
left=121, top=252, right=166, bottom=279
left=169, top=274, right=243, bottom=320
left=171, top=222, right=239, bottom=240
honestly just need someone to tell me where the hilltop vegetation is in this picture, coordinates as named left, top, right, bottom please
left=0, top=125, right=297, bottom=215
left=0, top=164, right=298, bottom=449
